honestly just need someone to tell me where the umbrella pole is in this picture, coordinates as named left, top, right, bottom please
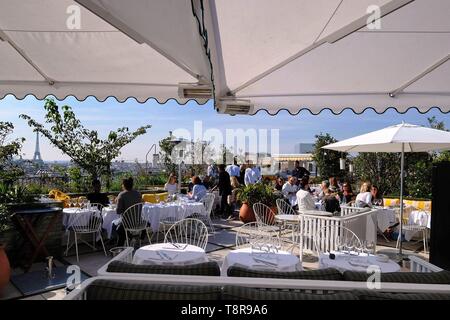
left=399, top=143, right=405, bottom=258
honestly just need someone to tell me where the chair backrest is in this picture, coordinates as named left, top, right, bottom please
left=253, top=203, right=276, bottom=225
left=236, top=222, right=282, bottom=250
left=276, top=198, right=297, bottom=215
left=201, top=193, right=215, bottom=217
left=122, top=203, right=146, bottom=231
left=313, top=225, right=362, bottom=257
left=164, top=218, right=208, bottom=249
left=71, top=208, right=103, bottom=233
left=235, top=222, right=260, bottom=248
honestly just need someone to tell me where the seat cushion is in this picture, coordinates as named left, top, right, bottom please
left=343, top=270, right=450, bottom=284
left=227, top=266, right=343, bottom=280
left=86, top=279, right=222, bottom=300
left=106, top=260, right=220, bottom=276
left=222, top=286, right=357, bottom=300
left=355, top=290, right=450, bottom=300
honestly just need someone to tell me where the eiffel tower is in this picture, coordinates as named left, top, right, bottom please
left=32, top=132, right=44, bottom=164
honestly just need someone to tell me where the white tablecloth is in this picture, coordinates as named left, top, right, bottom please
left=376, top=208, right=397, bottom=232
left=62, top=208, right=100, bottom=229
left=102, top=207, right=120, bottom=238
left=404, top=210, right=431, bottom=241
left=298, top=209, right=332, bottom=216
left=132, top=243, right=207, bottom=266
left=142, top=201, right=206, bottom=232
left=275, top=214, right=301, bottom=223
left=221, top=247, right=302, bottom=276
left=319, top=252, right=400, bottom=273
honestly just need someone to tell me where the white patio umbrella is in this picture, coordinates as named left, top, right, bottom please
left=322, top=122, right=450, bottom=257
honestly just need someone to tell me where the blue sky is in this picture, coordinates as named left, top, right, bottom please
left=1, top=94, right=449, bottom=161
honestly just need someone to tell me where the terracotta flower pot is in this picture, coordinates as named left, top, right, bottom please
left=239, top=203, right=256, bottom=224
left=0, top=244, right=11, bottom=294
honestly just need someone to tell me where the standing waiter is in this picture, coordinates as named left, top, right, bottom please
left=217, top=164, right=232, bottom=218
left=292, top=160, right=310, bottom=185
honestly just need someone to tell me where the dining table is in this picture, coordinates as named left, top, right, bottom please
left=221, top=247, right=302, bottom=276
left=132, top=243, right=208, bottom=266
left=319, top=252, right=400, bottom=273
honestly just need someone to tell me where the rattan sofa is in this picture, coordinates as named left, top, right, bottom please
left=63, top=247, right=450, bottom=300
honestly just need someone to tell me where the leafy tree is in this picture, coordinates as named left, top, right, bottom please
left=158, top=135, right=177, bottom=174
left=20, top=98, right=150, bottom=188
left=353, top=152, right=400, bottom=196
left=312, top=133, right=346, bottom=179
left=428, top=116, right=450, bottom=163
left=0, top=123, right=30, bottom=232
left=0, top=122, right=25, bottom=184
left=404, top=154, right=433, bottom=199
left=67, top=166, right=88, bottom=193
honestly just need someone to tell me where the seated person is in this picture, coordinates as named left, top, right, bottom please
left=318, top=180, right=331, bottom=200
left=299, top=176, right=313, bottom=194
left=86, top=179, right=109, bottom=207
left=187, top=173, right=195, bottom=193
left=282, top=176, right=298, bottom=205
left=164, top=174, right=178, bottom=195
left=202, top=175, right=212, bottom=190
left=371, top=185, right=383, bottom=206
left=115, top=177, right=143, bottom=246
left=340, top=182, right=355, bottom=204
left=274, top=176, right=284, bottom=191
left=296, top=181, right=316, bottom=211
left=329, top=176, right=341, bottom=193
left=355, top=182, right=372, bottom=207
left=323, top=195, right=341, bottom=214
left=188, top=176, right=207, bottom=201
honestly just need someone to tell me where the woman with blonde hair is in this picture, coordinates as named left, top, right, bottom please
left=355, top=181, right=372, bottom=207
left=164, top=174, right=178, bottom=195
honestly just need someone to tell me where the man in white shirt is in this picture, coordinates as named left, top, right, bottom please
left=282, top=176, right=298, bottom=206
left=226, top=161, right=240, bottom=177
left=207, top=163, right=217, bottom=178
left=297, top=182, right=317, bottom=212
left=244, top=165, right=258, bottom=186
left=253, top=166, right=262, bottom=183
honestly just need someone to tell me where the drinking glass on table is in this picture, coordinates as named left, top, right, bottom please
left=336, top=238, right=344, bottom=254
left=366, top=241, right=376, bottom=255
left=361, top=241, right=371, bottom=261
left=348, top=240, right=357, bottom=256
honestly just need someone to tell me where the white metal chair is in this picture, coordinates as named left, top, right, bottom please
left=122, top=203, right=152, bottom=247
left=164, top=218, right=209, bottom=250
left=396, top=215, right=429, bottom=254
left=235, top=222, right=282, bottom=251
left=313, top=225, right=362, bottom=258
left=253, top=203, right=280, bottom=234
left=65, top=206, right=106, bottom=262
left=276, top=198, right=297, bottom=215
left=199, top=193, right=216, bottom=233
left=235, top=222, right=260, bottom=248
left=159, top=206, right=187, bottom=242
left=275, top=198, right=301, bottom=248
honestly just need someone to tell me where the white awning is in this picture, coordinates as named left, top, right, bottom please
left=1, top=0, right=449, bottom=115
left=0, top=0, right=212, bottom=103
left=207, top=0, right=450, bottom=115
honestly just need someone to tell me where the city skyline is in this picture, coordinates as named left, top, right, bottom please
left=1, top=94, right=449, bottom=162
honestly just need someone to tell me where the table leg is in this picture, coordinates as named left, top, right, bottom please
left=27, top=213, right=60, bottom=268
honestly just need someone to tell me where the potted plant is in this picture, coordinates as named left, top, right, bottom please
left=235, top=183, right=281, bottom=223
